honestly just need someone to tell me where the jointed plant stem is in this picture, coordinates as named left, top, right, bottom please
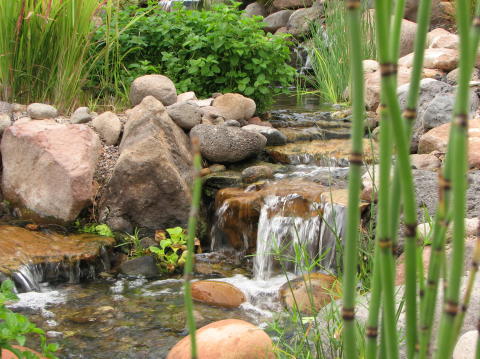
left=183, top=138, right=203, bottom=359
left=342, top=0, right=365, bottom=356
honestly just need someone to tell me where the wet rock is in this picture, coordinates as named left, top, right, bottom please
left=166, top=102, right=202, bottom=130
left=241, top=165, right=274, bottom=184
left=399, top=19, right=417, bottom=57
left=286, top=2, right=324, bottom=37
left=1, top=346, right=46, bottom=359
left=167, top=319, right=274, bottom=359
left=419, top=119, right=480, bottom=168
left=453, top=330, right=478, bottom=359
left=1, top=121, right=100, bottom=222
left=224, top=119, right=241, bottom=127
left=92, top=111, right=122, bottom=145
left=243, top=2, right=266, bottom=16
left=203, top=171, right=242, bottom=200
left=447, top=67, right=480, bottom=85
left=120, top=256, right=159, bottom=278
left=266, top=139, right=378, bottom=166
left=190, top=124, right=266, bottom=163
left=242, top=124, right=287, bottom=146
left=70, top=107, right=92, bottom=124
left=129, top=74, right=177, bottom=106
left=176, top=91, right=197, bottom=103
left=99, top=96, right=193, bottom=232
left=27, top=103, right=58, bottom=119
left=279, top=273, right=340, bottom=314
left=0, top=101, right=12, bottom=115
left=212, top=93, right=256, bottom=122
left=263, top=10, right=294, bottom=33
left=273, top=0, right=313, bottom=10
left=410, top=153, right=441, bottom=170
left=399, top=48, right=459, bottom=71
left=0, top=114, right=12, bottom=135
left=0, top=225, right=114, bottom=278
left=191, top=280, right=246, bottom=308
left=209, top=164, right=226, bottom=172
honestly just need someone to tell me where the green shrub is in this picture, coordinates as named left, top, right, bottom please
left=89, top=2, right=296, bottom=112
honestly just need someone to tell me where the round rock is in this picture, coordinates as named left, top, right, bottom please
left=191, top=280, right=246, bottom=308
left=92, top=111, right=122, bottom=145
left=27, top=103, right=58, bottom=119
left=166, top=102, right=202, bottom=130
left=167, top=319, right=274, bottom=359
left=129, top=74, right=177, bottom=106
left=212, top=93, right=256, bottom=122
left=190, top=124, right=267, bottom=163
left=70, top=107, right=92, bottom=124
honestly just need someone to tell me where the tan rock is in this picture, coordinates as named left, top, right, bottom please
left=427, top=28, right=452, bottom=47
left=365, top=66, right=412, bottom=110
left=430, top=33, right=459, bottom=49
left=410, top=153, right=441, bottom=171
left=399, top=19, right=418, bottom=57
left=92, top=111, right=122, bottom=145
left=399, top=48, right=459, bottom=71
left=418, top=119, right=480, bottom=168
left=363, top=59, right=379, bottom=74
left=1, top=121, right=100, bottom=222
left=279, top=273, right=340, bottom=314
left=191, top=280, right=246, bottom=308
left=167, top=319, right=274, bottom=359
left=272, top=0, right=313, bottom=10
left=212, top=93, right=256, bottom=122
left=129, top=74, right=177, bottom=106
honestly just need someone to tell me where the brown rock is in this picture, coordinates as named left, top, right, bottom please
left=427, top=28, right=452, bottom=47
left=248, top=116, right=272, bottom=127
left=418, top=119, right=480, bottom=168
left=279, top=273, right=340, bottom=314
left=273, top=0, right=313, bottom=10
left=191, top=280, right=246, bottom=308
left=399, top=19, right=418, bottom=57
left=399, top=48, right=459, bottom=71
left=212, top=93, right=256, bottom=122
left=410, top=153, right=441, bottom=171
left=167, top=319, right=274, bottom=359
left=365, top=66, right=412, bottom=110
left=2, top=346, right=46, bottom=359
left=430, top=33, right=459, bottom=49
left=1, top=121, right=100, bottom=222
left=241, top=165, right=274, bottom=184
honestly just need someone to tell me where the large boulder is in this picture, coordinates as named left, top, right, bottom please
left=129, top=74, right=177, bottom=106
left=190, top=124, right=267, bottom=163
left=263, top=10, right=293, bottom=33
left=397, top=78, right=479, bottom=151
left=419, top=119, right=480, bottom=169
left=212, top=93, right=256, bottom=122
left=166, top=102, right=202, bottom=130
left=167, top=319, right=275, bottom=359
left=1, top=121, right=100, bottom=222
left=99, top=96, right=193, bottom=232
left=286, top=1, right=324, bottom=37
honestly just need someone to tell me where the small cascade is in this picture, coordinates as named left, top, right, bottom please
left=253, top=195, right=346, bottom=280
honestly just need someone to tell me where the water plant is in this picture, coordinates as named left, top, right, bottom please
left=0, top=0, right=100, bottom=111
left=89, top=2, right=296, bottom=112
left=0, top=280, right=58, bottom=359
left=149, top=227, right=189, bottom=273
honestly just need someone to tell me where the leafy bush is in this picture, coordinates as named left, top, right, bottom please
left=0, top=280, right=58, bottom=359
left=90, top=2, right=296, bottom=112
left=149, top=227, right=189, bottom=273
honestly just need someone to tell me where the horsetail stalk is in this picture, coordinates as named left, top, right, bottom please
left=365, top=248, right=382, bottom=359
left=183, top=137, right=203, bottom=359
left=342, top=0, right=365, bottom=356
left=434, top=0, right=477, bottom=356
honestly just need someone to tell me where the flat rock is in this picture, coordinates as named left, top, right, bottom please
left=191, top=280, right=246, bottom=308
left=190, top=124, right=266, bottom=163
left=1, top=121, right=100, bottom=222
left=167, top=319, right=274, bottom=359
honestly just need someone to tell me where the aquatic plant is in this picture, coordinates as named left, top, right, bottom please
left=0, top=0, right=100, bottom=111
left=89, top=2, right=296, bottom=112
left=149, top=227, right=189, bottom=273
left=0, top=280, right=58, bottom=359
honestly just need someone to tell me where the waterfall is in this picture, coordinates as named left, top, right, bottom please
left=253, top=196, right=346, bottom=280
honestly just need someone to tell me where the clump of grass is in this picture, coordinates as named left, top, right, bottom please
left=0, top=0, right=100, bottom=111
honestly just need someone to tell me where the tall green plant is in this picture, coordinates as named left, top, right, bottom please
left=0, top=0, right=99, bottom=111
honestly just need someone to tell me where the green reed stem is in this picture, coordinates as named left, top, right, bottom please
left=342, top=0, right=365, bottom=356
left=435, top=0, right=475, bottom=356
left=365, top=248, right=382, bottom=359
left=183, top=138, right=203, bottom=359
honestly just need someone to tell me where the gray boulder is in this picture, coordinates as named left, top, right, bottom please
left=286, top=1, right=324, bottom=37
left=166, top=102, right=202, bottom=130
left=263, top=10, right=294, bottom=33
left=242, top=124, right=287, bottom=146
left=190, top=124, right=267, bottom=163
left=70, top=107, right=92, bottom=124
left=397, top=78, right=478, bottom=152
left=99, top=96, right=193, bottom=232
left=129, top=74, right=177, bottom=106
left=243, top=2, right=266, bottom=17
left=120, top=256, right=159, bottom=278
left=27, top=103, right=58, bottom=119
left=92, top=111, right=122, bottom=145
